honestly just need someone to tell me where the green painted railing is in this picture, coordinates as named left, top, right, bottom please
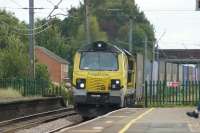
left=0, top=78, right=62, bottom=97
left=144, top=81, right=200, bottom=107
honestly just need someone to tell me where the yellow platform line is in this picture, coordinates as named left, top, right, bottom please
left=118, top=108, right=154, bottom=133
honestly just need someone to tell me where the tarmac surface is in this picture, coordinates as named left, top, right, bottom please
left=59, top=107, right=200, bottom=133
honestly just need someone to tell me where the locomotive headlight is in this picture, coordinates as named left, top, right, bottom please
left=98, top=43, right=102, bottom=47
left=116, top=80, right=120, bottom=84
left=111, top=79, right=121, bottom=90
left=80, top=83, right=85, bottom=88
left=76, top=79, right=86, bottom=89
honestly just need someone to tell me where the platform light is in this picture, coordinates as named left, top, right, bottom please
left=196, top=0, right=200, bottom=11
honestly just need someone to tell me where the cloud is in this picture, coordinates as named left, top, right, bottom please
left=0, top=0, right=81, bottom=22
left=135, top=0, right=200, bottom=49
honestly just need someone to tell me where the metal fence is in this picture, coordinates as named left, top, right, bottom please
left=0, top=79, right=62, bottom=97
left=144, top=81, right=200, bottom=107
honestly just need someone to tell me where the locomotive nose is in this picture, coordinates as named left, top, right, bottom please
left=86, top=72, right=110, bottom=92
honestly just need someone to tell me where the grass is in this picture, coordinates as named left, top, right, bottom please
left=0, top=88, right=22, bottom=99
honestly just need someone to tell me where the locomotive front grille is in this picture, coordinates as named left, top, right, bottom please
left=87, top=77, right=109, bottom=91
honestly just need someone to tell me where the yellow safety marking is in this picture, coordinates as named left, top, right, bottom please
left=118, top=108, right=154, bottom=133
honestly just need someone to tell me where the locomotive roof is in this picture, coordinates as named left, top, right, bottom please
left=78, top=41, right=126, bottom=54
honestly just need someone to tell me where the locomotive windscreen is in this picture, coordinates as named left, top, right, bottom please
left=80, top=52, right=118, bottom=71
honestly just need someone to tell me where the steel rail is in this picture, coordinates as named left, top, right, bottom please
left=0, top=107, right=77, bottom=133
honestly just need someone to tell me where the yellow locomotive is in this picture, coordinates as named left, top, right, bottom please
left=73, top=41, right=136, bottom=109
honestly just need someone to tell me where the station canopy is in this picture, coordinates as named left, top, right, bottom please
left=159, top=49, right=200, bottom=64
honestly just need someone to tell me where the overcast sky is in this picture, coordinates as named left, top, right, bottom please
left=1, top=0, right=200, bottom=49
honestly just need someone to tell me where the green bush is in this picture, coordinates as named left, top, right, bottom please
left=50, top=83, right=73, bottom=105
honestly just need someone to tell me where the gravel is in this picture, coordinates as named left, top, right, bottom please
left=16, top=115, right=83, bottom=133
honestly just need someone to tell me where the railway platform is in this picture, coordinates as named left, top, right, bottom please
left=0, top=96, right=66, bottom=121
left=59, top=107, right=200, bottom=133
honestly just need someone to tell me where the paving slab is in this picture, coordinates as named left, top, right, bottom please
left=59, top=107, right=200, bottom=133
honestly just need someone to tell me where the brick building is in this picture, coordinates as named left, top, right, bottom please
left=35, top=46, right=69, bottom=84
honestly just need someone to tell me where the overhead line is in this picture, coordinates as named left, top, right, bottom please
left=0, top=0, right=64, bottom=34
left=143, top=9, right=196, bottom=12
left=46, top=0, right=63, bottom=18
left=18, top=24, right=52, bottom=35
left=46, top=0, right=67, bottom=14
left=10, top=0, right=23, bottom=8
left=0, top=6, right=67, bottom=10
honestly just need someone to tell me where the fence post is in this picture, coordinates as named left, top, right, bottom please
left=185, top=81, right=188, bottom=104
left=156, top=80, right=159, bottom=105
left=59, top=85, right=62, bottom=96
left=189, top=81, right=191, bottom=104
left=145, top=81, right=148, bottom=108
left=192, top=81, right=194, bottom=105
left=162, top=81, right=165, bottom=104
left=159, top=81, right=162, bottom=105
left=40, top=80, right=43, bottom=96
left=150, top=80, right=152, bottom=105
left=195, top=81, right=197, bottom=104
left=24, top=79, right=26, bottom=96
left=199, top=81, right=200, bottom=102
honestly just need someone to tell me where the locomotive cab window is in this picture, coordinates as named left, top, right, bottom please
left=80, top=52, right=118, bottom=71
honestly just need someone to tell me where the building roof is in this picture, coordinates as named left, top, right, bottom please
left=159, top=49, right=200, bottom=64
left=35, top=46, right=69, bottom=64
left=159, top=49, right=200, bottom=59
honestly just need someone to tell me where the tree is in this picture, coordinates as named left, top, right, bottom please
left=0, top=35, right=29, bottom=78
left=35, top=19, right=70, bottom=60
left=0, top=10, right=51, bottom=80
left=35, top=64, right=49, bottom=81
left=0, top=10, right=28, bottom=49
left=93, top=0, right=155, bottom=55
left=76, top=16, right=108, bottom=43
left=0, top=10, right=29, bottom=78
left=61, top=0, right=155, bottom=57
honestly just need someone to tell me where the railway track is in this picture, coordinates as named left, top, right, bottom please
left=46, top=107, right=123, bottom=133
left=0, top=107, right=77, bottom=133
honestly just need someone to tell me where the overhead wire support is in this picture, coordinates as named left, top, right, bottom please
left=84, top=0, right=91, bottom=44
left=144, top=36, right=148, bottom=83
left=46, top=0, right=63, bottom=19
left=29, top=0, right=35, bottom=79
left=129, top=17, right=133, bottom=52
left=46, top=0, right=67, bottom=14
left=27, top=0, right=63, bottom=78
left=107, top=8, right=135, bottom=53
